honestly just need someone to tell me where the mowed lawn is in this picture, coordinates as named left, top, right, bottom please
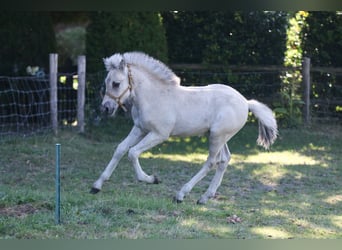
left=0, top=116, right=341, bottom=239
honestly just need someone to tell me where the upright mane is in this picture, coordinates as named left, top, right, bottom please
left=104, top=52, right=181, bottom=86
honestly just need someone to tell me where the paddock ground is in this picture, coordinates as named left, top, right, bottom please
left=1, top=118, right=341, bottom=239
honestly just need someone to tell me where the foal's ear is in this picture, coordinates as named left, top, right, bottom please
left=118, top=59, right=126, bottom=71
left=103, top=57, right=112, bottom=71
left=102, top=56, right=125, bottom=71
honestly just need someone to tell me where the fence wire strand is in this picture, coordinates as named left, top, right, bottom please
left=0, top=67, right=341, bottom=138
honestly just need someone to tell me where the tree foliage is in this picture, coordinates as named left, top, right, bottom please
left=162, top=11, right=288, bottom=65
left=277, top=11, right=309, bottom=127
left=50, top=12, right=89, bottom=72
left=86, top=12, right=168, bottom=73
left=161, top=12, right=207, bottom=63
left=302, top=11, right=342, bottom=67
left=1, top=11, right=341, bottom=125
left=0, top=12, right=56, bottom=76
left=301, top=12, right=342, bottom=122
left=56, top=26, right=86, bottom=71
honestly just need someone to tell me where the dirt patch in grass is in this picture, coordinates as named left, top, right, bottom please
left=0, top=203, right=49, bottom=218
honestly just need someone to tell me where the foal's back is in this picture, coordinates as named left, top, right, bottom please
left=168, top=84, right=249, bottom=137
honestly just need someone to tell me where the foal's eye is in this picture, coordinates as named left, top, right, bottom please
left=112, top=81, right=120, bottom=88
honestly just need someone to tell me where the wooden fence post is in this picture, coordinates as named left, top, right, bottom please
left=49, top=53, right=58, bottom=135
left=302, top=57, right=311, bottom=126
left=77, top=55, right=86, bottom=133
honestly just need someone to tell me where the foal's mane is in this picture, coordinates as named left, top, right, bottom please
left=105, top=52, right=181, bottom=86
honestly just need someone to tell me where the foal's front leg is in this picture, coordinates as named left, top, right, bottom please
left=90, top=126, right=145, bottom=193
left=128, top=131, right=168, bottom=184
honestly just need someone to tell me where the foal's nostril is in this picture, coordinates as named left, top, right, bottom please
left=100, top=105, right=106, bottom=113
left=100, top=102, right=110, bottom=113
left=101, top=101, right=114, bottom=114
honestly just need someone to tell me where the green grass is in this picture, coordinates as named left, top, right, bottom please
left=1, top=116, right=341, bottom=239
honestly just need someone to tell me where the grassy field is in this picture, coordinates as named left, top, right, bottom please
left=0, top=116, right=341, bottom=239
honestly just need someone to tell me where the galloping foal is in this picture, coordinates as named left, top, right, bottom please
left=91, top=51, right=278, bottom=204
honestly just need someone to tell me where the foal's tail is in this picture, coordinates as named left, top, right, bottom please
left=248, top=99, right=278, bottom=150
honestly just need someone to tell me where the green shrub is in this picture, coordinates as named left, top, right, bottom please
left=86, top=12, right=168, bottom=73
left=0, top=12, right=56, bottom=76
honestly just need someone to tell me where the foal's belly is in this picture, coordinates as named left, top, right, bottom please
left=170, top=105, right=212, bottom=137
left=171, top=123, right=209, bottom=137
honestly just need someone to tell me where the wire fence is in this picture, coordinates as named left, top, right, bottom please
left=0, top=76, right=51, bottom=137
left=173, top=64, right=342, bottom=123
left=310, top=71, right=342, bottom=122
left=0, top=73, right=80, bottom=137
left=0, top=62, right=341, bottom=139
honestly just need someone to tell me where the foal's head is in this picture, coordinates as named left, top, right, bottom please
left=101, top=54, right=132, bottom=115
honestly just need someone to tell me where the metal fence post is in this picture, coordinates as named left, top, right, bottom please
left=77, top=55, right=86, bottom=133
left=49, top=53, right=58, bottom=135
left=302, top=57, right=311, bottom=126
left=55, top=143, right=61, bottom=224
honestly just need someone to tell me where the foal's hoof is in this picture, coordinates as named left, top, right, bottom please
left=197, top=196, right=209, bottom=205
left=172, top=196, right=183, bottom=204
left=89, top=187, right=101, bottom=194
left=196, top=199, right=206, bottom=205
left=153, top=175, right=160, bottom=184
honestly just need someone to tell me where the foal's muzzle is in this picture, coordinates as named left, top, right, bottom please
left=101, top=101, right=117, bottom=116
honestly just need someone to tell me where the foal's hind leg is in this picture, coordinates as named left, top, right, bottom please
left=174, top=156, right=216, bottom=203
left=197, top=144, right=230, bottom=204
left=175, top=134, right=225, bottom=203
